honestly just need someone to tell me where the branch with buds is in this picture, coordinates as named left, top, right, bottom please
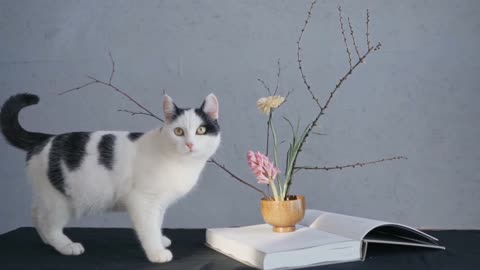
left=281, top=1, right=393, bottom=197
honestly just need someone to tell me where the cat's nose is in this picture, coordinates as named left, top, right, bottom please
left=186, top=142, right=194, bottom=151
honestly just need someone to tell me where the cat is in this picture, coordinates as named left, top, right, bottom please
left=0, top=93, right=221, bottom=263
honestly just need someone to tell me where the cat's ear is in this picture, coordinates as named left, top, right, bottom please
left=163, top=94, right=177, bottom=123
left=201, top=93, right=219, bottom=120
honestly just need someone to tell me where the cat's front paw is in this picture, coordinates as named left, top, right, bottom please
left=58, top=242, right=85, bottom=256
left=146, top=248, right=173, bottom=263
left=162, top=236, right=171, bottom=248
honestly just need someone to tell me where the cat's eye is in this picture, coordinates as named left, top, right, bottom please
left=196, top=126, right=207, bottom=135
left=174, top=128, right=184, bottom=136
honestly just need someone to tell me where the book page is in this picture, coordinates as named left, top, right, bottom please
left=306, top=210, right=388, bottom=240
left=306, top=210, right=440, bottom=245
left=208, top=224, right=354, bottom=254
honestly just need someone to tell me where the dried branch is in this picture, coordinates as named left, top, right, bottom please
left=285, top=3, right=385, bottom=195
left=208, top=158, right=268, bottom=198
left=61, top=81, right=97, bottom=94
left=366, top=9, right=371, bottom=50
left=295, top=156, right=407, bottom=171
left=274, top=58, right=281, bottom=95
left=284, top=88, right=294, bottom=101
left=348, top=17, right=362, bottom=60
left=338, top=6, right=352, bottom=69
left=108, top=51, right=115, bottom=84
left=297, top=0, right=322, bottom=110
left=257, top=78, right=271, bottom=95
left=117, top=109, right=155, bottom=117
left=58, top=55, right=164, bottom=123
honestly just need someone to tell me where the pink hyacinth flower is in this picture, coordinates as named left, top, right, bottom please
left=247, top=151, right=280, bottom=185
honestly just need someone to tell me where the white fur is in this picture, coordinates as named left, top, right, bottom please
left=27, top=95, right=220, bottom=263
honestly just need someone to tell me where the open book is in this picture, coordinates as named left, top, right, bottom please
left=206, top=209, right=445, bottom=270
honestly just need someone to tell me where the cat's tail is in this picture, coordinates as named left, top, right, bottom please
left=1, top=93, right=54, bottom=151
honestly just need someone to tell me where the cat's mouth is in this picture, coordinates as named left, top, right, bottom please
left=184, top=149, right=196, bottom=155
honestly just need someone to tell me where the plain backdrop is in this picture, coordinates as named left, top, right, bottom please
left=0, top=0, right=479, bottom=234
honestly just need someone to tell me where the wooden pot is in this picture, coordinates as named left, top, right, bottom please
left=260, top=195, right=306, bottom=233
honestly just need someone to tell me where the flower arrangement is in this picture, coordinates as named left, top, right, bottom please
left=239, top=1, right=407, bottom=202
left=59, top=1, right=406, bottom=203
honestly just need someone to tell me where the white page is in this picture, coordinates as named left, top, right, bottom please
left=306, top=210, right=387, bottom=240
left=208, top=224, right=354, bottom=254
left=305, top=210, right=439, bottom=243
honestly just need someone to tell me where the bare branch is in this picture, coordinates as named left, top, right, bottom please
left=286, top=6, right=383, bottom=195
left=274, top=58, right=281, bottom=95
left=58, top=55, right=164, bottom=122
left=284, top=88, right=294, bottom=101
left=108, top=51, right=115, bottom=84
left=257, top=78, right=272, bottom=95
left=366, top=9, right=371, bottom=50
left=295, top=156, right=407, bottom=171
left=338, top=6, right=352, bottom=69
left=348, top=17, right=362, bottom=60
left=208, top=158, right=268, bottom=198
left=297, top=0, right=322, bottom=110
left=59, top=80, right=97, bottom=95
left=322, top=46, right=375, bottom=113
left=117, top=109, right=156, bottom=118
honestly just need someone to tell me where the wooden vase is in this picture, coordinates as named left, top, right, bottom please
left=260, top=195, right=306, bottom=233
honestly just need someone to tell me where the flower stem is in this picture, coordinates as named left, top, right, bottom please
left=269, top=179, right=281, bottom=201
left=266, top=111, right=273, bottom=155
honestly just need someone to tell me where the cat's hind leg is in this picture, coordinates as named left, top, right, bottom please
left=32, top=206, right=48, bottom=244
left=33, top=178, right=84, bottom=256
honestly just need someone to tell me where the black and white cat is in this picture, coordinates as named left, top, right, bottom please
left=0, top=93, right=221, bottom=263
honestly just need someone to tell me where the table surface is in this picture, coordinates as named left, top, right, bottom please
left=0, top=227, right=478, bottom=270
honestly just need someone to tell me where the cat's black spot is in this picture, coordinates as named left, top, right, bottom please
left=195, top=107, right=220, bottom=136
left=98, top=134, right=115, bottom=170
left=128, top=132, right=143, bottom=142
left=26, top=138, right=50, bottom=162
left=171, top=106, right=186, bottom=121
left=47, top=132, right=90, bottom=194
left=62, top=132, right=90, bottom=171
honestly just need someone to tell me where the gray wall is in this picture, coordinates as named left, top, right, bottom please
left=0, top=0, right=479, bottom=233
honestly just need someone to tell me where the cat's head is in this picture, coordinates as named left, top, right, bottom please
left=161, top=93, right=221, bottom=160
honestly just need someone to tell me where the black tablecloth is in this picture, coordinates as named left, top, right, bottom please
left=0, top=227, right=478, bottom=270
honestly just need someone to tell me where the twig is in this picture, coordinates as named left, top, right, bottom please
left=61, top=81, right=97, bottom=94
left=257, top=78, right=271, bottom=95
left=338, top=6, right=352, bottom=69
left=322, top=46, right=376, bottom=112
left=108, top=52, right=115, bottom=84
left=117, top=109, right=155, bottom=117
left=295, top=156, right=407, bottom=171
left=348, top=17, right=362, bottom=60
left=58, top=55, right=164, bottom=123
left=208, top=159, right=268, bottom=198
left=286, top=5, right=383, bottom=195
left=366, top=9, right=371, bottom=50
left=297, top=0, right=322, bottom=110
left=284, top=88, right=294, bottom=101
left=274, top=58, right=281, bottom=95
